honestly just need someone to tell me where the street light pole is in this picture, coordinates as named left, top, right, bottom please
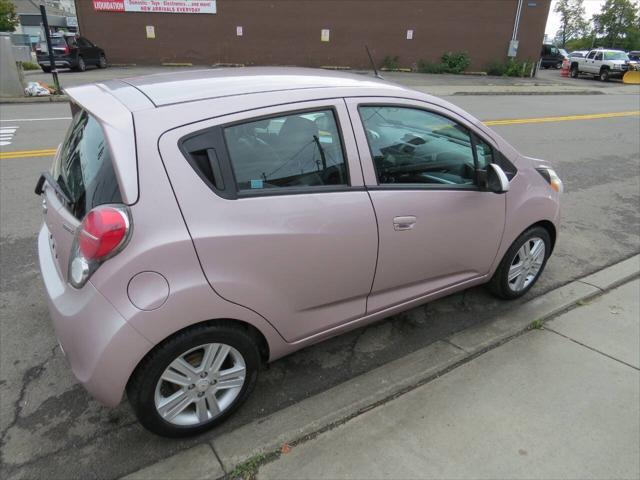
left=39, top=5, right=61, bottom=94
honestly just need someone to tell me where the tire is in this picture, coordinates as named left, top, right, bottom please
left=599, top=68, right=610, bottom=82
left=570, top=65, right=579, bottom=78
left=98, top=54, right=107, bottom=69
left=489, top=226, right=551, bottom=300
left=41, top=66, right=51, bottom=73
left=127, top=322, right=260, bottom=437
left=555, top=61, right=562, bottom=69
left=75, top=56, right=86, bottom=72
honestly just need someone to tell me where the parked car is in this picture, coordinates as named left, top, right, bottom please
left=36, top=33, right=107, bottom=72
left=35, top=68, right=562, bottom=437
left=570, top=48, right=631, bottom=81
left=627, top=51, right=640, bottom=62
left=540, top=43, right=567, bottom=68
left=569, top=50, right=588, bottom=59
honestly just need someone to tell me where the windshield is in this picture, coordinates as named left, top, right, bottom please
left=51, top=110, right=122, bottom=219
left=604, top=51, right=629, bottom=61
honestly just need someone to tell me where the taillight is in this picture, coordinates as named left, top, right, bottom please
left=69, top=205, right=131, bottom=288
left=64, top=45, right=70, bottom=55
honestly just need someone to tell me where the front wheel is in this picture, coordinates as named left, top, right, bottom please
left=127, top=323, right=260, bottom=437
left=489, top=226, right=551, bottom=300
left=98, top=54, right=107, bottom=69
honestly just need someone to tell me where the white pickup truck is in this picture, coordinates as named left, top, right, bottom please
left=570, top=49, right=632, bottom=81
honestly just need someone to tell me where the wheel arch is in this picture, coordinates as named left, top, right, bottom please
left=530, top=219, right=557, bottom=254
left=126, top=317, right=270, bottom=391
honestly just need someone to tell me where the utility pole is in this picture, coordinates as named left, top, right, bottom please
left=40, top=5, right=61, bottom=94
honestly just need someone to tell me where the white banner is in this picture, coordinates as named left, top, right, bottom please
left=93, top=0, right=216, bottom=14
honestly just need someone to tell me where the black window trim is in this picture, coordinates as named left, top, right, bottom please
left=178, top=104, right=356, bottom=200
left=356, top=102, right=508, bottom=192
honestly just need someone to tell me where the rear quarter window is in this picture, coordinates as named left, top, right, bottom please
left=52, top=110, right=122, bottom=219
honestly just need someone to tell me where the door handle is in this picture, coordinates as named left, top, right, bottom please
left=393, top=216, right=416, bottom=231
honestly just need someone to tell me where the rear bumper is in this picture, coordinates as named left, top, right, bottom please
left=38, top=224, right=152, bottom=407
left=37, top=55, right=77, bottom=68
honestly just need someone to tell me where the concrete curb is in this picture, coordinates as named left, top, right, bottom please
left=0, top=95, right=69, bottom=104
left=453, top=90, right=604, bottom=96
left=120, top=254, right=639, bottom=480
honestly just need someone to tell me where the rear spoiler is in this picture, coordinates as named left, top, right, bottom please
left=63, top=84, right=141, bottom=205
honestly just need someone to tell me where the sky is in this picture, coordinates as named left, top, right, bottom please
left=545, top=0, right=607, bottom=36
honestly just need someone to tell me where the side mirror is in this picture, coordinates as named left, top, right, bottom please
left=486, top=163, right=510, bottom=193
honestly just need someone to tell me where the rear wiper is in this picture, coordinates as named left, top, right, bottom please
left=35, top=171, right=72, bottom=205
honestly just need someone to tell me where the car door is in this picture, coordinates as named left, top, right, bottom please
left=77, top=37, right=97, bottom=63
left=593, top=51, right=604, bottom=73
left=159, top=99, right=378, bottom=342
left=584, top=50, right=597, bottom=73
left=346, top=98, right=507, bottom=313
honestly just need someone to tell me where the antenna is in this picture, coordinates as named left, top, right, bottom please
left=365, top=45, right=383, bottom=79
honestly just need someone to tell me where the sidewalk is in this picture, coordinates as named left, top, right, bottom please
left=258, top=278, right=639, bottom=479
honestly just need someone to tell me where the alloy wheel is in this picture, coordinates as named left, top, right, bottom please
left=507, top=237, right=546, bottom=292
left=154, top=343, right=246, bottom=426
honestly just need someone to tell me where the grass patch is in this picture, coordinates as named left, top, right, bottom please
left=20, top=61, right=41, bottom=71
left=228, top=453, right=268, bottom=480
left=529, top=319, right=544, bottom=330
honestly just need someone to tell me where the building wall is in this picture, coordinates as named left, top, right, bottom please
left=76, top=0, right=550, bottom=70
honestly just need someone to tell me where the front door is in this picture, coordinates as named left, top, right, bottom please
left=346, top=98, right=506, bottom=313
left=159, top=99, right=378, bottom=342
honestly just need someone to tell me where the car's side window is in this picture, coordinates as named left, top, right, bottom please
left=223, top=109, right=348, bottom=191
left=358, top=106, right=477, bottom=187
left=595, top=52, right=603, bottom=61
left=587, top=51, right=596, bottom=59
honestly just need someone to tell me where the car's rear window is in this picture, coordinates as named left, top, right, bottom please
left=52, top=110, right=122, bottom=219
left=50, top=37, right=68, bottom=47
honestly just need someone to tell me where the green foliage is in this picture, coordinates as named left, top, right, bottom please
left=441, top=51, right=471, bottom=73
left=554, top=0, right=590, bottom=47
left=417, top=60, right=446, bottom=74
left=485, top=58, right=533, bottom=77
left=417, top=51, right=470, bottom=74
left=0, top=0, right=19, bottom=32
left=382, top=55, right=400, bottom=70
left=592, top=0, right=640, bottom=49
left=20, top=61, right=40, bottom=71
left=229, top=453, right=268, bottom=480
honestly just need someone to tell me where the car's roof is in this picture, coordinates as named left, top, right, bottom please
left=117, top=67, right=406, bottom=107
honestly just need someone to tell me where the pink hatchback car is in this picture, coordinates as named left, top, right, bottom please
left=36, top=68, right=562, bottom=437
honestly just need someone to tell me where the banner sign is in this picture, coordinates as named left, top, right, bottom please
left=93, top=0, right=217, bottom=14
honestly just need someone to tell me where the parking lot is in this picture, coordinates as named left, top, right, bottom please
left=1, top=70, right=639, bottom=479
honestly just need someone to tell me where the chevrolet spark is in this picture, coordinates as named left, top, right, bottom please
left=36, top=68, right=562, bottom=437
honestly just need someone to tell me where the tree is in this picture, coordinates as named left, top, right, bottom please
left=0, top=0, right=19, bottom=32
left=592, top=0, right=640, bottom=49
left=554, top=0, right=589, bottom=47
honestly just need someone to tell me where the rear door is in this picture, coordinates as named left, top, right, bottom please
left=159, top=99, right=378, bottom=342
left=346, top=98, right=507, bottom=313
left=41, top=109, right=123, bottom=281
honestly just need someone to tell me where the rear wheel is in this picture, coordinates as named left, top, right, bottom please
left=127, top=323, right=260, bottom=437
left=555, top=61, right=563, bottom=69
left=570, top=65, right=579, bottom=78
left=75, top=56, right=86, bottom=72
left=489, top=226, right=551, bottom=300
left=41, top=66, right=51, bottom=73
left=599, top=68, right=610, bottom=82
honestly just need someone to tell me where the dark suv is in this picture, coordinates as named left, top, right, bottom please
left=37, top=34, right=107, bottom=72
left=540, top=44, right=567, bottom=69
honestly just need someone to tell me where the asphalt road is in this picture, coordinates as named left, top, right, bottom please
left=1, top=92, right=639, bottom=479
